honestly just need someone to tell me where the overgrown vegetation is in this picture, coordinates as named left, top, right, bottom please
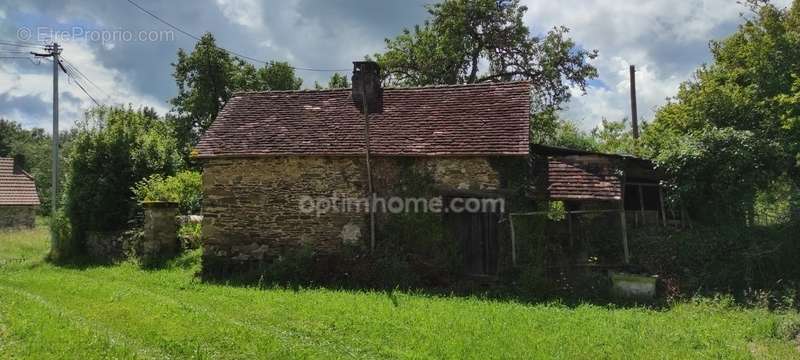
left=133, top=170, right=202, bottom=214
left=642, top=0, right=800, bottom=224
left=55, top=107, right=182, bottom=259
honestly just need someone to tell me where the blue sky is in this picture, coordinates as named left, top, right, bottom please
left=0, top=0, right=792, bottom=131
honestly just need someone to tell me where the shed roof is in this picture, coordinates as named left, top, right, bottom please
left=0, top=158, right=40, bottom=206
left=545, top=156, right=622, bottom=201
left=196, top=81, right=531, bottom=158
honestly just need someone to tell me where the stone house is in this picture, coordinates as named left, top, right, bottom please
left=0, top=157, right=40, bottom=228
left=195, top=62, right=531, bottom=280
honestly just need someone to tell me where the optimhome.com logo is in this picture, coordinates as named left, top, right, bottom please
left=298, top=194, right=505, bottom=217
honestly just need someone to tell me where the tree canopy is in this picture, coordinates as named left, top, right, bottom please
left=643, top=0, right=800, bottom=223
left=170, top=33, right=303, bottom=152
left=375, top=0, right=598, bottom=112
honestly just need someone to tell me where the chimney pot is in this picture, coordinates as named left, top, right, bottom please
left=352, top=61, right=382, bottom=113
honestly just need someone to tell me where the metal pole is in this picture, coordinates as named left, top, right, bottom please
left=51, top=43, right=60, bottom=253
left=362, top=94, right=375, bottom=252
left=629, top=65, right=639, bottom=140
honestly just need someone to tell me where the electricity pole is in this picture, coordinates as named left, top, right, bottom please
left=33, top=42, right=62, bottom=254
left=629, top=65, right=639, bottom=140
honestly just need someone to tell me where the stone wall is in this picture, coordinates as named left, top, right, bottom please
left=201, top=155, right=518, bottom=277
left=202, top=157, right=367, bottom=270
left=0, top=205, right=36, bottom=229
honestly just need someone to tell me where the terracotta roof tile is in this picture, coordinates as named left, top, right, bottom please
left=0, top=158, right=40, bottom=206
left=196, top=81, right=531, bottom=157
left=546, top=157, right=621, bottom=201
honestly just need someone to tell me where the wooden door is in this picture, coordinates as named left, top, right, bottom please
left=454, top=210, right=499, bottom=276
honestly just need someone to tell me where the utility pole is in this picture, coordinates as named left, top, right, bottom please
left=629, top=65, right=639, bottom=140
left=33, top=42, right=62, bottom=255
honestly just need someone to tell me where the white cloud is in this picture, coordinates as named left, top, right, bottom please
left=0, top=39, right=168, bottom=131
left=215, top=0, right=265, bottom=30
left=520, top=0, right=786, bottom=129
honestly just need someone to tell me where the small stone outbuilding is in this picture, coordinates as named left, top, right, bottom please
left=0, top=157, right=40, bottom=229
left=196, top=62, right=532, bottom=280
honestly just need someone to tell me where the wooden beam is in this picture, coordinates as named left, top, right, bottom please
left=658, top=186, right=667, bottom=226
left=509, top=214, right=517, bottom=267
left=567, top=212, right=574, bottom=249
left=638, top=185, right=646, bottom=225
left=620, top=209, right=630, bottom=264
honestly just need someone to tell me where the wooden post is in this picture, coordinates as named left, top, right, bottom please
left=509, top=214, right=517, bottom=267
left=638, top=185, right=646, bottom=225
left=567, top=211, right=574, bottom=250
left=658, top=186, right=667, bottom=226
left=620, top=208, right=630, bottom=264
left=620, top=173, right=630, bottom=264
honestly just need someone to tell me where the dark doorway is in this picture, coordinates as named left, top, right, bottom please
left=450, top=209, right=499, bottom=276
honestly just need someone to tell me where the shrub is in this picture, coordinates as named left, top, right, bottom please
left=133, top=170, right=202, bottom=214
left=178, top=222, right=202, bottom=249
left=57, top=107, right=181, bottom=260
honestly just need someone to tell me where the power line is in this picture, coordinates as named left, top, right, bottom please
left=123, top=0, right=350, bottom=73
left=60, top=57, right=110, bottom=100
left=0, top=40, right=42, bottom=49
left=58, top=59, right=101, bottom=106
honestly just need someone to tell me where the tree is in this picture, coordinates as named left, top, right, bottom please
left=0, top=118, right=75, bottom=215
left=327, top=72, right=350, bottom=89
left=591, top=118, right=638, bottom=155
left=375, top=0, right=597, bottom=112
left=171, top=34, right=235, bottom=137
left=170, top=34, right=304, bottom=154
left=257, top=61, right=302, bottom=91
left=531, top=111, right=597, bottom=151
left=643, top=0, right=800, bottom=223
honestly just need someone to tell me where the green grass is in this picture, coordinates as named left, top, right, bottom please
left=0, top=224, right=798, bottom=359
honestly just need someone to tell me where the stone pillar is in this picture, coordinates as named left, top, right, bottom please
left=142, top=201, right=179, bottom=262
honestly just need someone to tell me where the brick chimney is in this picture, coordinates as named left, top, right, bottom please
left=12, top=154, right=25, bottom=174
left=351, top=61, right=382, bottom=113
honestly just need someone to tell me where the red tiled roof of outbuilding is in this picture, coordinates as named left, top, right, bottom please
left=546, top=157, right=622, bottom=201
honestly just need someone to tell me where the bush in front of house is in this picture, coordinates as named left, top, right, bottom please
left=55, top=107, right=182, bottom=260
left=132, top=170, right=202, bottom=214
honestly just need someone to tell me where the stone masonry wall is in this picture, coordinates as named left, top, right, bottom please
left=0, top=205, right=36, bottom=229
left=202, top=157, right=368, bottom=268
left=201, top=156, right=510, bottom=275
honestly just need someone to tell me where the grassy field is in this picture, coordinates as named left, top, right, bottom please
left=1, top=224, right=799, bottom=359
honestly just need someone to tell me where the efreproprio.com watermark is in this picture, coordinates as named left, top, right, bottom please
left=299, top=194, right=505, bottom=217
left=17, top=26, right=175, bottom=44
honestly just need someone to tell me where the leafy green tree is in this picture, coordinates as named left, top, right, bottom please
left=170, top=34, right=304, bottom=154
left=376, top=0, right=597, bottom=112
left=171, top=34, right=235, bottom=138
left=531, top=111, right=597, bottom=151
left=257, top=61, right=302, bottom=91
left=643, top=0, right=800, bottom=223
left=591, top=118, right=639, bottom=155
left=327, top=72, right=350, bottom=89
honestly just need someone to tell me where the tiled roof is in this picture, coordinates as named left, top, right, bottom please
left=0, top=158, right=40, bottom=206
left=196, top=81, right=531, bottom=158
left=546, top=157, right=622, bottom=201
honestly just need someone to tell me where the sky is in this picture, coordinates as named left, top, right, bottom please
left=0, top=0, right=793, bottom=132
